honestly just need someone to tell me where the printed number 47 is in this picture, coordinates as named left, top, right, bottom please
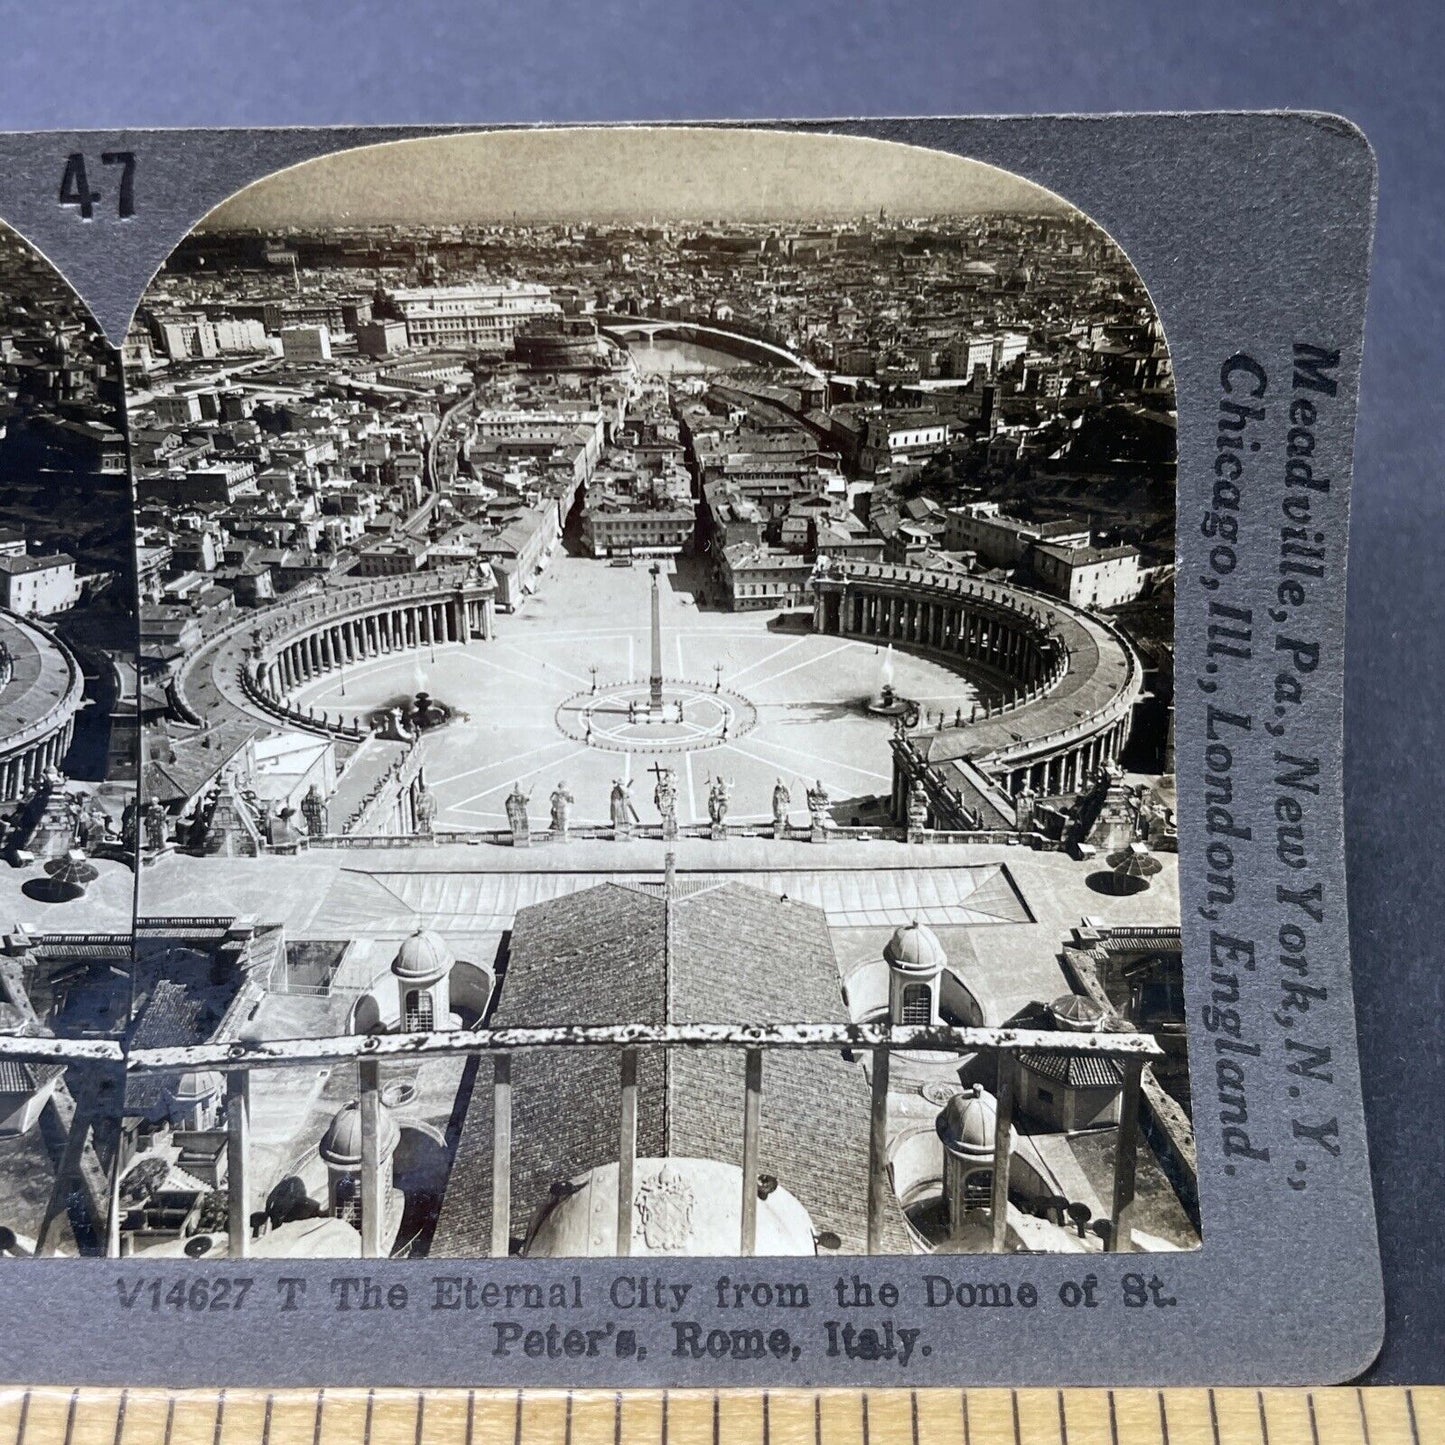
left=59, top=152, right=135, bottom=220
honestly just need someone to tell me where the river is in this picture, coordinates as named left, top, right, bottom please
left=622, top=337, right=755, bottom=376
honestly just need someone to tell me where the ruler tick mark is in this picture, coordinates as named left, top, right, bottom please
left=112, top=1389, right=129, bottom=1445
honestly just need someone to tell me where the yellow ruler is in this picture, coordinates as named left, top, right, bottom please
left=0, top=1389, right=1438, bottom=1445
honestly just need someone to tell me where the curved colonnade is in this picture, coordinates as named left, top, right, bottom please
left=811, top=561, right=1142, bottom=809
left=175, top=568, right=498, bottom=741
left=0, top=610, right=86, bottom=802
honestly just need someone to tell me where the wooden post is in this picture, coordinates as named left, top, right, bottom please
left=359, top=1060, right=382, bottom=1260
left=740, top=1048, right=763, bottom=1257
left=226, top=1071, right=251, bottom=1260
left=866, top=1043, right=891, bottom=1256
left=106, top=1131, right=122, bottom=1260
left=989, top=1052, right=1015, bottom=1254
left=36, top=1095, right=93, bottom=1257
left=490, top=1053, right=512, bottom=1259
left=1108, top=1057, right=1144, bottom=1252
left=616, top=1048, right=638, bottom=1257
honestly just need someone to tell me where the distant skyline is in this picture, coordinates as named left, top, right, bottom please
left=203, top=128, right=1078, bottom=231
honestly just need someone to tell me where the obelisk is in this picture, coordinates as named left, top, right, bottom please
left=649, top=562, right=665, bottom=712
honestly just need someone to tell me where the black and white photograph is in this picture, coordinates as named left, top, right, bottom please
left=0, top=223, right=137, bottom=1258
left=98, top=128, right=1191, bottom=1265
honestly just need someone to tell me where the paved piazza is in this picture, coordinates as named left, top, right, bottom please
left=291, top=555, right=1004, bottom=830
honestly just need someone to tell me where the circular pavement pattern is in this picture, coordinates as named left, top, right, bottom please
left=556, top=679, right=758, bottom=753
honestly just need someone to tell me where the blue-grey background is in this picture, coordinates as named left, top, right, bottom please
left=0, top=0, right=1436, bottom=1386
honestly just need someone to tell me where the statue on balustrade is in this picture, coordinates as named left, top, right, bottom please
left=550, top=780, right=574, bottom=841
left=1015, top=785, right=1039, bottom=836
left=707, top=775, right=731, bottom=838
left=143, top=798, right=169, bottom=853
left=653, top=766, right=678, bottom=841
left=506, top=782, right=532, bottom=847
left=906, top=778, right=930, bottom=840
left=771, top=778, right=791, bottom=839
left=610, top=778, right=636, bottom=840
left=300, top=783, right=329, bottom=838
left=413, top=768, right=438, bottom=839
left=806, top=778, right=832, bottom=840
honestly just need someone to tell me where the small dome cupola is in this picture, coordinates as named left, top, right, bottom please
left=318, top=1099, right=402, bottom=1239
left=391, top=925, right=453, bottom=986
left=884, top=920, right=947, bottom=974
left=390, top=924, right=457, bottom=1032
left=164, top=1070, right=223, bottom=1130
left=936, top=1083, right=1012, bottom=1159
left=1048, top=992, right=1106, bottom=1031
left=167, top=1070, right=223, bottom=1106
left=936, top=1083, right=1015, bottom=1241
left=318, top=1099, right=400, bottom=1173
left=884, top=920, right=945, bottom=1027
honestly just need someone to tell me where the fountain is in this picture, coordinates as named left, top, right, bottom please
left=369, top=687, right=454, bottom=735
left=866, top=644, right=911, bottom=718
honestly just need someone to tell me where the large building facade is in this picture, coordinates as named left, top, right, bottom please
left=383, top=283, right=561, bottom=349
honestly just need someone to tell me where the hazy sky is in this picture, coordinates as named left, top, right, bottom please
left=204, top=127, right=1076, bottom=230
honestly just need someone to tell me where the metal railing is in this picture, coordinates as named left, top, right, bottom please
left=90, top=1021, right=1163, bottom=1263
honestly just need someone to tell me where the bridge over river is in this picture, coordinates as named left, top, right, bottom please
left=597, top=314, right=823, bottom=378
